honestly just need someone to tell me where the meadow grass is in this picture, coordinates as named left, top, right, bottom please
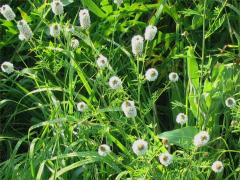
left=0, top=0, right=240, bottom=179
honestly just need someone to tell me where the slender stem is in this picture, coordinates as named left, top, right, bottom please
left=197, top=0, right=207, bottom=129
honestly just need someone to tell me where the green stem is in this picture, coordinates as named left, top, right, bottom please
left=197, top=0, right=207, bottom=129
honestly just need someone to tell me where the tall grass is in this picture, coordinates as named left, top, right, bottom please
left=0, top=0, right=240, bottom=179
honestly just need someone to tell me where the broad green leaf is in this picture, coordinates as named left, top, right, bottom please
left=18, top=7, right=32, bottom=22
left=159, top=126, right=198, bottom=149
left=187, top=46, right=199, bottom=90
left=81, top=0, right=106, bottom=18
left=61, top=0, right=74, bottom=6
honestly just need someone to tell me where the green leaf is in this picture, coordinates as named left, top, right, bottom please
left=158, top=127, right=198, bottom=149
left=187, top=46, right=199, bottom=90
left=205, top=14, right=225, bottom=39
left=81, top=0, right=106, bottom=18
left=61, top=0, right=74, bottom=6
left=18, top=7, right=32, bottom=22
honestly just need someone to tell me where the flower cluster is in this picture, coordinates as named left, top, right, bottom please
left=193, top=131, right=210, bottom=147
left=0, top=4, right=16, bottom=21
left=121, top=100, right=137, bottom=118
left=79, top=9, right=91, bottom=29
left=1, top=61, right=14, bottom=74
left=51, top=0, right=64, bottom=15
left=17, top=20, right=33, bottom=41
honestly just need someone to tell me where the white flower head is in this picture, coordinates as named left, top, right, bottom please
left=0, top=4, right=16, bottom=21
left=132, top=139, right=148, bottom=156
left=131, top=35, right=144, bottom=56
left=145, top=68, right=158, bottom=81
left=18, top=33, right=25, bottom=41
left=51, top=0, right=64, bottom=15
left=121, top=100, right=137, bottom=118
left=159, top=152, right=173, bottom=167
left=113, top=0, right=123, bottom=6
left=17, top=20, right=33, bottom=41
left=144, top=25, right=157, bottom=41
left=71, top=38, right=79, bottom=49
left=193, top=131, right=210, bottom=147
left=77, top=101, right=88, bottom=112
left=211, top=161, right=224, bottom=173
left=176, top=113, right=188, bottom=125
left=225, top=97, right=236, bottom=108
left=1, top=61, right=14, bottom=74
left=50, top=24, right=61, bottom=37
left=98, top=144, right=111, bottom=156
left=96, top=54, right=108, bottom=69
left=65, top=24, right=74, bottom=33
left=79, top=9, right=91, bottom=29
left=109, top=76, right=122, bottom=90
left=169, top=72, right=179, bottom=82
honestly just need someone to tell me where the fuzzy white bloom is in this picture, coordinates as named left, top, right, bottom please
left=176, top=113, right=188, bottom=125
left=145, top=68, right=158, bottom=81
left=225, top=97, right=236, bottom=108
left=77, top=101, right=88, bottom=112
left=132, top=139, right=148, bottom=156
left=51, top=0, right=64, bottom=15
left=96, top=54, right=108, bottom=69
left=79, top=9, right=91, bottom=29
left=50, top=24, right=61, bottom=37
left=211, top=161, right=224, bottom=173
left=113, top=0, right=123, bottom=6
left=0, top=4, right=16, bottom=21
left=109, top=76, right=122, bottom=90
left=18, top=33, right=25, bottom=41
left=144, top=25, right=157, bottom=41
left=159, top=152, right=173, bottom=167
left=98, top=144, right=111, bottom=156
left=1, top=61, right=14, bottom=74
left=193, top=131, right=210, bottom=147
left=131, top=35, right=144, bottom=56
left=71, top=39, right=79, bottom=49
left=65, top=24, right=74, bottom=33
left=17, top=20, right=33, bottom=41
left=121, top=100, right=137, bottom=118
left=169, top=72, right=179, bottom=82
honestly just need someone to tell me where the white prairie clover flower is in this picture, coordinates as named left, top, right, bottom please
left=65, top=24, right=74, bottom=33
left=79, top=9, right=91, bottom=29
left=159, top=152, right=173, bottom=167
left=211, top=161, right=224, bottom=173
left=109, top=76, right=122, bottom=90
left=145, top=68, right=158, bottom=81
left=77, top=101, right=88, bottom=112
left=0, top=4, right=16, bottom=21
left=51, top=0, right=64, bottom=15
left=17, top=20, right=33, bottom=41
left=1, top=61, right=14, bottom=74
left=193, top=131, right=210, bottom=147
left=121, top=100, right=137, bottom=118
left=96, top=54, right=108, bottom=69
left=144, top=25, right=157, bottom=41
left=132, top=139, right=148, bottom=156
left=131, top=35, right=144, bottom=56
left=50, top=24, right=61, bottom=37
left=71, top=39, right=79, bottom=49
left=98, top=144, right=111, bottom=156
left=176, top=113, right=188, bottom=125
left=113, top=0, right=123, bottom=6
left=225, top=97, right=236, bottom=108
left=18, top=33, right=25, bottom=41
left=169, top=72, right=179, bottom=82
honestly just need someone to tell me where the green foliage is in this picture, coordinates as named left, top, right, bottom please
left=0, top=0, right=240, bottom=179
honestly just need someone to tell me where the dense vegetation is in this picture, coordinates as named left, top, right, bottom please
left=0, top=0, right=240, bottom=179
